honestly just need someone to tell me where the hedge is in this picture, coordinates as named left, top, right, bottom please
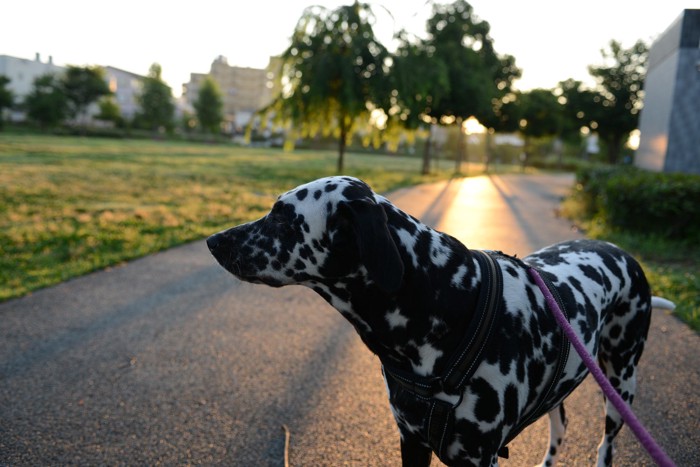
left=575, top=166, right=700, bottom=240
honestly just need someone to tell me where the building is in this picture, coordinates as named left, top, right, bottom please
left=0, top=53, right=145, bottom=124
left=0, top=53, right=65, bottom=121
left=103, top=66, right=145, bottom=120
left=183, top=55, right=278, bottom=132
left=636, top=9, right=700, bottom=174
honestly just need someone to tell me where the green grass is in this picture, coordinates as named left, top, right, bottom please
left=561, top=195, right=700, bottom=332
left=1, top=133, right=479, bottom=301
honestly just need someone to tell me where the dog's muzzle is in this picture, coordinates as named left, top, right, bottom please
left=206, top=233, right=224, bottom=253
left=206, top=232, right=233, bottom=271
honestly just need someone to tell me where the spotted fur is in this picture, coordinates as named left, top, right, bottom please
left=207, top=176, right=674, bottom=467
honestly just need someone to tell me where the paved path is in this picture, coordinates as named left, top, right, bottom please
left=1, top=173, right=698, bottom=466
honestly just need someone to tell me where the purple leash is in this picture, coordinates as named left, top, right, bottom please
left=528, top=268, right=675, bottom=467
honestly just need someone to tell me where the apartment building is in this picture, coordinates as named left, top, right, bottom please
left=0, top=53, right=145, bottom=123
left=103, top=66, right=144, bottom=120
left=0, top=53, right=65, bottom=121
left=183, top=55, right=278, bottom=132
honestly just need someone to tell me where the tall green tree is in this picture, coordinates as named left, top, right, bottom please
left=137, top=63, right=175, bottom=134
left=0, top=75, right=13, bottom=130
left=264, top=1, right=390, bottom=172
left=425, top=0, right=521, bottom=172
left=588, top=39, right=648, bottom=163
left=519, top=88, right=562, bottom=139
left=556, top=78, right=599, bottom=142
left=515, top=88, right=564, bottom=165
left=388, top=31, right=450, bottom=174
left=194, top=76, right=223, bottom=134
left=61, top=65, right=111, bottom=130
left=24, top=74, right=68, bottom=130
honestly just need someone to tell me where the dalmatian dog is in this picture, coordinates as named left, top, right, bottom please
left=207, top=176, right=674, bottom=467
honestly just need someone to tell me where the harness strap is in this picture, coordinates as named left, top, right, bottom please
left=383, top=250, right=503, bottom=460
left=384, top=254, right=575, bottom=462
left=382, top=250, right=502, bottom=398
left=442, top=250, right=503, bottom=391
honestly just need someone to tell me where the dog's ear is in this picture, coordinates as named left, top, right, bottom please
left=337, top=199, right=404, bottom=293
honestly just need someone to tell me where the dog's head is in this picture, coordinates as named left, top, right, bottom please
left=207, top=176, right=404, bottom=293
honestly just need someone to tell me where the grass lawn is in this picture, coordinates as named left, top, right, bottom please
left=1, top=133, right=481, bottom=301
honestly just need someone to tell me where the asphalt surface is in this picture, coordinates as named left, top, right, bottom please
left=1, top=173, right=698, bottom=466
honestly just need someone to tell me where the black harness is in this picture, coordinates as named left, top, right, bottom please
left=381, top=250, right=570, bottom=462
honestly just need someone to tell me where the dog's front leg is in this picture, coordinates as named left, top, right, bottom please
left=400, top=434, right=432, bottom=467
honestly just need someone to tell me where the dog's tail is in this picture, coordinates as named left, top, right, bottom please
left=651, top=296, right=676, bottom=311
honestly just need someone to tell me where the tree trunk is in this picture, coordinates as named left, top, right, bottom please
left=607, top=134, right=623, bottom=164
left=421, top=125, right=433, bottom=175
left=337, top=120, right=347, bottom=174
left=454, top=117, right=464, bottom=174
left=484, top=131, right=492, bottom=172
left=463, top=128, right=470, bottom=176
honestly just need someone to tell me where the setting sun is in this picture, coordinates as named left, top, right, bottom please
left=462, top=116, right=486, bottom=134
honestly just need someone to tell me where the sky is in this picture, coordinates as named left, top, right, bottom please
left=2, top=0, right=698, bottom=97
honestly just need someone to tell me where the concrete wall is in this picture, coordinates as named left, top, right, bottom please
left=664, top=36, right=700, bottom=173
left=636, top=9, right=700, bottom=174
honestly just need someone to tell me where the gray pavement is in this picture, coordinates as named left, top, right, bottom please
left=1, top=173, right=698, bottom=466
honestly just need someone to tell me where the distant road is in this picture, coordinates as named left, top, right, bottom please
left=1, top=173, right=698, bottom=466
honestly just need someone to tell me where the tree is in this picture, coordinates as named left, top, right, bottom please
left=515, top=88, right=564, bottom=166
left=137, top=63, right=175, bottom=134
left=96, top=97, right=123, bottom=127
left=519, top=88, right=562, bottom=139
left=0, top=75, right=13, bottom=130
left=194, top=76, right=223, bottom=134
left=61, top=65, right=111, bottom=130
left=424, top=0, right=521, bottom=172
left=24, top=74, right=68, bottom=130
left=264, top=1, right=390, bottom=172
left=556, top=78, right=599, bottom=142
left=388, top=31, right=450, bottom=174
left=588, top=39, right=648, bottom=163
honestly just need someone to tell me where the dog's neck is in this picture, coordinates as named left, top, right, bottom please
left=312, top=208, right=483, bottom=378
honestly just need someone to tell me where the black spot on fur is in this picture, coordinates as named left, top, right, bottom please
left=503, top=384, right=519, bottom=426
left=527, top=359, right=546, bottom=403
left=313, top=286, right=331, bottom=302
left=604, top=445, right=613, bottom=466
left=609, top=376, right=620, bottom=389
left=295, top=188, right=308, bottom=201
left=605, top=415, right=618, bottom=433
left=473, top=378, right=501, bottom=423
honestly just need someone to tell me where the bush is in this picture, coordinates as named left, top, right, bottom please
left=575, top=166, right=700, bottom=240
left=574, top=165, right=631, bottom=217
left=602, top=171, right=700, bottom=239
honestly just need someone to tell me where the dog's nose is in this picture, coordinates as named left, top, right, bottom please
left=206, top=233, right=222, bottom=252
